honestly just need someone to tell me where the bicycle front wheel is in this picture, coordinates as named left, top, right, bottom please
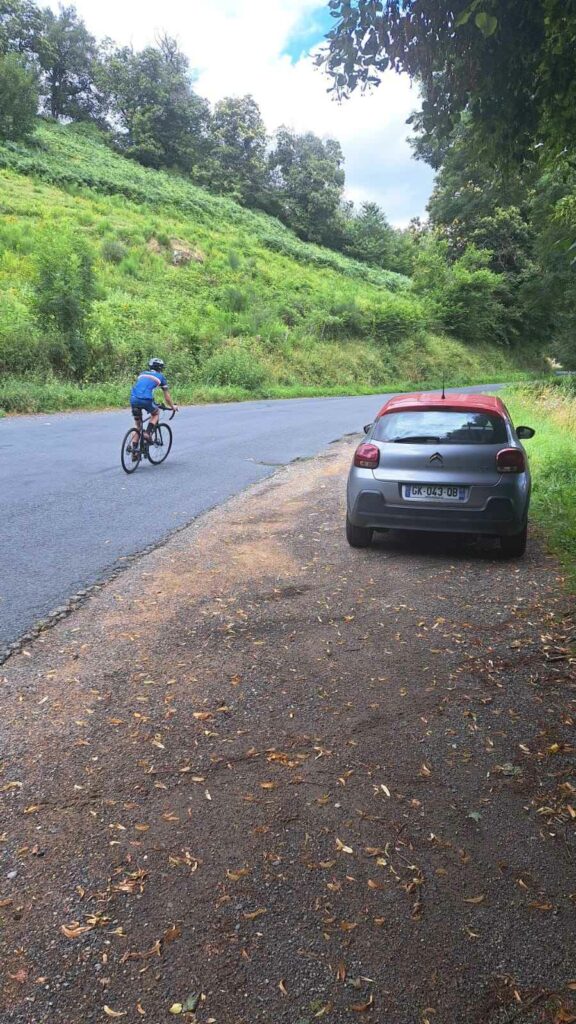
left=121, top=428, right=142, bottom=474
left=148, top=423, right=172, bottom=465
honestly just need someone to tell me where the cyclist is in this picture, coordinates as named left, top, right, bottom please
left=130, top=358, right=178, bottom=453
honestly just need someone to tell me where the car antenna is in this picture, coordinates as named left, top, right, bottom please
left=441, top=372, right=446, bottom=400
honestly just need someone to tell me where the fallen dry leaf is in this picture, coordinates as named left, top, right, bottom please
left=227, top=868, right=250, bottom=881
left=103, top=1007, right=127, bottom=1018
left=336, top=838, right=353, bottom=854
left=351, top=995, right=374, bottom=1012
left=61, top=922, right=94, bottom=939
left=463, top=895, right=486, bottom=905
left=278, top=979, right=288, bottom=996
left=9, top=969, right=28, bottom=984
left=314, top=1004, right=332, bottom=1018
left=554, top=1010, right=576, bottom=1024
left=243, top=908, right=267, bottom=920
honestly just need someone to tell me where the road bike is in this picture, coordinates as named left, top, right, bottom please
left=121, top=403, right=176, bottom=474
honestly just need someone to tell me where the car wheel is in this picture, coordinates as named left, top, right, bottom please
left=500, top=524, right=528, bottom=558
left=346, top=515, right=373, bottom=548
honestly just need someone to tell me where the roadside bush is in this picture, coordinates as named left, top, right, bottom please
left=0, top=292, right=46, bottom=374
left=221, top=286, right=249, bottom=312
left=442, top=262, right=509, bottom=346
left=370, top=294, right=428, bottom=344
left=414, top=240, right=508, bottom=346
left=101, top=239, right=128, bottom=263
left=33, top=228, right=97, bottom=378
left=119, top=253, right=141, bottom=278
left=201, top=347, right=267, bottom=390
left=312, top=300, right=369, bottom=340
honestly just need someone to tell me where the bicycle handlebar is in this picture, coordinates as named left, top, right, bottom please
left=157, top=402, right=177, bottom=421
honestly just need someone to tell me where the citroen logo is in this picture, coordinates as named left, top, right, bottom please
left=429, top=452, right=443, bottom=465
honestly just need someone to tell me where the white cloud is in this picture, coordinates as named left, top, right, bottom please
left=51, top=0, right=434, bottom=224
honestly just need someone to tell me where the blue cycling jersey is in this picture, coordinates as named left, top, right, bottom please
left=130, top=370, right=168, bottom=403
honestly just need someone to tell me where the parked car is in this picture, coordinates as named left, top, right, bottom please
left=346, top=392, right=535, bottom=557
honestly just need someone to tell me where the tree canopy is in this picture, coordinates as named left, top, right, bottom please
left=319, top=1, right=576, bottom=167
left=0, top=51, right=38, bottom=139
left=98, top=36, right=211, bottom=171
left=202, top=95, right=268, bottom=207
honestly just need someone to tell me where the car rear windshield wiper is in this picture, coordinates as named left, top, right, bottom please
left=390, top=435, right=441, bottom=444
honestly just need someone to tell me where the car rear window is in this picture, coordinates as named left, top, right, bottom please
left=373, top=409, right=508, bottom=445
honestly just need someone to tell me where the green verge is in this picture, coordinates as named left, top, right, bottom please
left=0, top=368, right=539, bottom=416
left=503, top=381, right=576, bottom=588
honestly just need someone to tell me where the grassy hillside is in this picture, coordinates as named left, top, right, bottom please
left=0, top=122, right=540, bottom=413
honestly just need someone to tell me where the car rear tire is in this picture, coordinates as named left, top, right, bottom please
left=346, top=515, right=373, bottom=548
left=500, top=524, right=528, bottom=558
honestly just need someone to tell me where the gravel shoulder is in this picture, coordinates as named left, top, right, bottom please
left=1, top=440, right=575, bottom=1024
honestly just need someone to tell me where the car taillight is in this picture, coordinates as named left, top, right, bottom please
left=496, top=447, right=525, bottom=474
left=354, top=443, right=380, bottom=469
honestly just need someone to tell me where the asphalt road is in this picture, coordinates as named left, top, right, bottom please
left=0, top=387, right=499, bottom=651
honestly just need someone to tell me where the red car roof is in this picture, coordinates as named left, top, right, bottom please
left=376, top=392, right=508, bottom=419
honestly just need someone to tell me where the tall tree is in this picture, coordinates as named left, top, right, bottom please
left=37, top=5, right=101, bottom=120
left=202, top=95, right=268, bottom=207
left=1, top=2, right=103, bottom=121
left=99, top=36, right=210, bottom=171
left=0, top=51, right=38, bottom=139
left=0, top=0, right=43, bottom=56
left=269, top=128, right=346, bottom=246
left=343, top=201, right=395, bottom=267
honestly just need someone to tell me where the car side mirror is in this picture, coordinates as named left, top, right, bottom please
left=363, top=423, right=373, bottom=434
left=516, top=426, right=535, bottom=439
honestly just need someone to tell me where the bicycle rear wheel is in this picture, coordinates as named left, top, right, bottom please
left=147, top=423, right=172, bottom=465
left=121, top=428, right=142, bottom=474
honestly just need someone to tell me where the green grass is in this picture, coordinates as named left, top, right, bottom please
left=0, top=121, right=545, bottom=414
left=503, top=380, right=576, bottom=587
left=0, top=368, right=539, bottom=416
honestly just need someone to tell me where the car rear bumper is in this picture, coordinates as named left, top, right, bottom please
left=349, top=488, right=526, bottom=537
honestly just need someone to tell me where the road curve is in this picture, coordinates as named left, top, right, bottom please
left=0, top=386, right=501, bottom=651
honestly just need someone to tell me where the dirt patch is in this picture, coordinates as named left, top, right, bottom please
left=0, top=442, right=575, bottom=1024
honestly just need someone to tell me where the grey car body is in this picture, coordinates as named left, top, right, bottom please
left=346, top=393, right=534, bottom=555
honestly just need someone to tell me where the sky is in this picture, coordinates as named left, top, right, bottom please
left=51, top=0, right=435, bottom=226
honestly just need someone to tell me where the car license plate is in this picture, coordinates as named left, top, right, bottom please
left=403, top=484, right=468, bottom=502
